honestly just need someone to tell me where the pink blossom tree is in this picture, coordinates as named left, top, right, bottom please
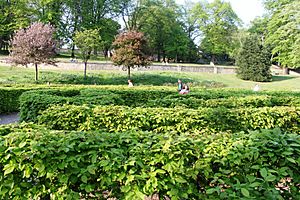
left=9, top=22, right=57, bottom=81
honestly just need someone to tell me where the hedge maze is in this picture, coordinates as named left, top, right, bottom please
left=0, top=86, right=299, bottom=199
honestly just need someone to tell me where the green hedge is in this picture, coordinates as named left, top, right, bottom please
left=37, top=104, right=300, bottom=133
left=0, top=88, right=31, bottom=114
left=147, top=95, right=300, bottom=109
left=0, top=124, right=299, bottom=199
left=19, top=88, right=300, bottom=122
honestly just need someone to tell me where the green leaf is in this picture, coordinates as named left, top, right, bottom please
left=24, top=166, right=32, bottom=178
left=175, top=176, right=187, bottom=183
left=85, top=184, right=93, bottom=192
left=260, top=168, right=268, bottom=178
left=59, top=175, right=69, bottom=183
left=121, top=185, right=131, bottom=193
left=87, top=165, right=96, bottom=175
left=287, top=157, right=296, bottom=163
left=4, top=164, right=15, bottom=176
left=81, top=175, right=88, bottom=183
left=249, top=182, right=261, bottom=187
left=155, top=169, right=166, bottom=174
left=206, top=188, right=216, bottom=194
left=265, top=175, right=276, bottom=182
left=19, top=141, right=26, bottom=148
left=241, top=188, right=250, bottom=197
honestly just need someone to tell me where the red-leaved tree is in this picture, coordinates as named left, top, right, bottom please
left=9, top=22, right=56, bottom=81
left=112, top=30, right=151, bottom=79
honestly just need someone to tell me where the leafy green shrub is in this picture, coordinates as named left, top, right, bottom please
left=19, top=89, right=125, bottom=122
left=196, top=128, right=300, bottom=199
left=38, top=104, right=300, bottom=133
left=0, top=88, right=32, bottom=114
left=19, top=88, right=300, bottom=122
left=0, top=125, right=299, bottom=199
left=147, top=95, right=300, bottom=109
left=0, top=86, right=79, bottom=114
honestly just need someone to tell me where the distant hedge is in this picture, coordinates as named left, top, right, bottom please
left=19, top=88, right=300, bottom=122
left=37, top=104, right=300, bottom=133
left=0, top=124, right=299, bottom=199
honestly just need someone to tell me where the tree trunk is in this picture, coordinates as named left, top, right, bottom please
left=282, top=67, right=289, bottom=75
left=211, top=55, right=216, bottom=65
left=71, top=43, right=75, bottom=58
left=128, top=66, right=131, bottom=80
left=157, top=50, right=161, bottom=62
left=84, top=62, right=87, bottom=79
left=35, top=63, right=38, bottom=81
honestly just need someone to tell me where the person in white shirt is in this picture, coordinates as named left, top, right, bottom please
left=253, top=84, right=260, bottom=92
left=128, top=79, right=133, bottom=87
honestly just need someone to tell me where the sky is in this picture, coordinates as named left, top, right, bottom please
left=177, top=0, right=266, bottom=27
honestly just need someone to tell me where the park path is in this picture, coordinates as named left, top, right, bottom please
left=0, top=112, right=19, bottom=125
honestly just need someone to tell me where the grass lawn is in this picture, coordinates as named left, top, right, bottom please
left=0, top=65, right=299, bottom=91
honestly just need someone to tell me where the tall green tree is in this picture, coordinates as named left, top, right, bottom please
left=64, top=0, right=120, bottom=57
left=193, top=0, right=241, bottom=64
left=264, top=0, right=300, bottom=70
left=0, top=0, right=31, bottom=51
left=136, top=0, right=187, bottom=62
left=74, top=29, right=101, bottom=79
left=179, top=1, right=201, bottom=62
left=236, top=34, right=272, bottom=82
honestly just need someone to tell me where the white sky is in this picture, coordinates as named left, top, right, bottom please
left=177, top=0, right=265, bottom=27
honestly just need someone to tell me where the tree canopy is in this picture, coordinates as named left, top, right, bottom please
left=0, top=0, right=298, bottom=69
left=74, top=29, right=101, bottom=79
left=265, top=0, right=300, bottom=68
left=9, top=22, right=56, bottom=81
left=112, top=30, right=151, bottom=79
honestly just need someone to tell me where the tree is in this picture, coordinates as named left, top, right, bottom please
left=193, top=0, right=241, bottom=64
left=112, top=30, right=151, bottom=79
left=97, top=18, right=120, bottom=59
left=135, top=0, right=188, bottom=62
left=179, top=1, right=201, bottom=62
left=74, top=29, right=101, bottom=79
left=236, top=35, right=272, bottom=82
left=9, top=22, right=56, bottom=81
left=265, top=0, right=300, bottom=71
left=64, top=0, right=120, bottom=57
left=0, top=0, right=31, bottom=51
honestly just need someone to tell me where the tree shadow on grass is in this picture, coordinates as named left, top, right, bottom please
left=272, top=75, right=297, bottom=82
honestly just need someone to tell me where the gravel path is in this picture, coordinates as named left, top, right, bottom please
left=0, top=112, right=20, bottom=125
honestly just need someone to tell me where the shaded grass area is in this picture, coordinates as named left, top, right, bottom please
left=0, top=65, right=299, bottom=91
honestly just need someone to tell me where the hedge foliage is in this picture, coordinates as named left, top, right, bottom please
left=37, top=104, right=300, bottom=134
left=19, top=88, right=300, bottom=122
left=0, top=88, right=30, bottom=114
left=0, top=124, right=299, bottom=199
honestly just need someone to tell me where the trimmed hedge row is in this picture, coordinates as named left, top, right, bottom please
left=19, top=88, right=300, bottom=122
left=0, top=88, right=30, bottom=114
left=37, top=104, right=300, bottom=133
left=2, top=85, right=300, bottom=116
left=0, top=124, right=299, bottom=199
left=147, top=95, right=300, bottom=109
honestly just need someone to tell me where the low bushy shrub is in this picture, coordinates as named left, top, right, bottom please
left=19, top=88, right=300, bottom=122
left=38, top=104, right=300, bottom=133
left=147, top=95, right=300, bottom=109
left=0, top=124, right=299, bottom=199
left=0, top=88, right=31, bottom=114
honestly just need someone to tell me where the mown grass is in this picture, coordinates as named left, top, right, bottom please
left=0, top=65, right=299, bottom=91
